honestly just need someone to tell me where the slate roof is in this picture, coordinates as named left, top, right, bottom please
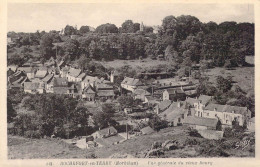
left=7, top=69, right=14, bottom=77
left=7, top=65, right=18, bottom=72
left=95, top=135, right=124, bottom=147
left=83, top=85, right=96, bottom=94
left=58, top=60, right=65, bottom=67
left=82, top=76, right=99, bottom=83
left=42, top=74, right=54, bottom=83
left=183, top=116, right=218, bottom=128
left=140, top=126, right=155, bottom=135
left=159, top=102, right=188, bottom=122
left=53, top=77, right=68, bottom=87
left=77, top=73, right=86, bottom=79
left=95, top=126, right=118, bottom=136
left=96, top=83, right=113, bottom=90
left=133, top=89, right=150, bottom=96
left=121, top=77, right=141, bottom=86
left=35, top=70, right=48, bottom=78
left=157, top=100, right=172, bottom=111
left=17, top=67, right=34, bottom=73
left=68, top=68, right=81, bottom=77
left=198, top=95, right=212, bottom=105
left=205, top=103, right=249, bottom=115
left=62, top=66, right=70, bottom=72
left=24, top=82, right=44, bottom=90
left=165, top=88, right=185, bottom=95
left=97, top=90, right=115, bottom=97
left=185, top=97, right=199, bottom=106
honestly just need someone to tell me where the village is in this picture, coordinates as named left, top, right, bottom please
left=7, top=54, right=255, bottom=152
left=6, top=4, right=255, bottom=158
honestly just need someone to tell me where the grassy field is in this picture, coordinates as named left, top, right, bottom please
left=8, top=135, right=86, bottom=159
left=8, top=126, right=255, bottom=159
left=96, top=58, right=170, bottom=70
left=204, top=67, right=254, bottom=95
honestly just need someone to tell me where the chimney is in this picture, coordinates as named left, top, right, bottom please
left=177, top=102, right=181, bottom=108
left=108, top=128, right=111, bottom=135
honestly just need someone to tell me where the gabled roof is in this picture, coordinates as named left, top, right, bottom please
left=121, top=77, right=141, bottom=86
left=198, top=95, right=212, bottom=105
left=53, top=77, right=68, bottom=87
left=7, top=65, right=18, bottom=72
left=97, top=90, right=115, bottom=97
left=183, top=116, right=218, bottom=128
left=7, top=69, right=15, bottom=77
left=95, top=126, right=117, bottom=136
left=35, top=70, right=48, bottom=78
left=24, top=82, right=44, bottom=90
left=205, top=103, right=249, bottom=115
left=17, top=67, right=35, bottom=73
left=95, top=135, right=124, bottom=147
left=83, top=85, right=96, bottom=94
left=57, top=60, right=65, bottom=67
left=157, top=100, right=172, bottom=111
left=96, top=83, right=113, bottom=90
left=185, top=97, right=199, bottom=106
left=42, top=74, right=54, bottom=83
left=133, top=89, right=150, bottom=96
left=159, top=102, right=188, bottom=122
left=82, top=75, right=98, bottom=83
left=62, top=66, right=70, bottom=72
left=140, top=126, right=154, bottom=135
left=68, top=68, right=81, bottom=77
left=77, top=73, right=86, bottom=79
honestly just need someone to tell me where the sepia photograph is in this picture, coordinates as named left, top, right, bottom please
left=5, top=1, right=256, bottom=161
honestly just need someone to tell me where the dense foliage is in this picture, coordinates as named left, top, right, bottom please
left=8, top=15, right=254, bottom=67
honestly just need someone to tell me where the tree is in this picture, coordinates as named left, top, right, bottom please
left=133, top=23, right=140, bottom=33
left=144, top=26, right=154, bottom=34
left=63, top=39, right=80, bottom=61
left=7, top=98, right=16, bottom=123
left=92, top=112, right=111, bottom=130
left=40, top=33, right=54, bottom=60
left=216, top=119, right=222, bottom=131
left=148, top=115, right=168, bottom=131
left=77, top=55, right=91, bottom=70
left=117, top=96, right=134, bottom=109
left=79, top=25, right=90, bottom=34
left=64, top=25, right=77, bottom=36
left=216, top=76, right=232, bottom=93
left=96, top=23, right=118, bottom=33
left=243, top=119, right=247, bottom=130
left=101, top=103, right=116, bottom=114
left=121, top=20, right=134, bottom=33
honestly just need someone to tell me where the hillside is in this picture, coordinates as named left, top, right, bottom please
left=8, top=126, right=255, bottom=159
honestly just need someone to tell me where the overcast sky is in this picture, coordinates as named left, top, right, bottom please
left=8, top=3, right=254, bottom=33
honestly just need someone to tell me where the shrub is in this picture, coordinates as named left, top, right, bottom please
left=188, top=128, right=202, bottom=138
left=185, top=138, right=200, bottom=145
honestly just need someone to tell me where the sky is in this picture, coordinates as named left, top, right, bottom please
left=8, top=3, right=254, bottom=33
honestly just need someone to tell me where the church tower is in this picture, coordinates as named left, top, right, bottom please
left=140, top=22, right=144, bottom=32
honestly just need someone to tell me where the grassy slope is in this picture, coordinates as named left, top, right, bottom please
left=204, top=67, right=254, bottom=94
left=96, top=58, right=170, bottom=70
left=8, top=126, right=255, bottom=159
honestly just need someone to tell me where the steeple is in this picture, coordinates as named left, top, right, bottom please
left=140, top=22, right=144, bottom=32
